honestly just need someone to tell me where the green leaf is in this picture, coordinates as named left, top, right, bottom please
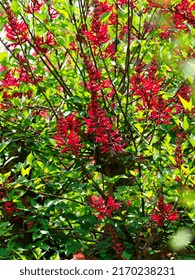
left=100, top=12, right=111, bottom=22
left=0, top=140, right=11, bottom=153
left=11, top=0, right=21, bottom=13
left=121, top=250, right=132, bottom=260
left=0, top=52, right=8, bottom=63
left=50, top=253, right=60, bottom=260
left=0, top=222, right=11, bottom=237
left=21, top=165, right=31, bottom=177
left=189, top=134, right=195, bottom=147
left=10, top=97, right=22, bottom=108
left=178, top=95, right=193, bottom=111
left=26, top=152, right=34, bottom=166
left=182, top=115, right=189, bottom=130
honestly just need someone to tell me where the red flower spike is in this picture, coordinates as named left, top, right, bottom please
left=25, top=0, right=45, bottom=13
left=131, top=61, right=173, bottom=124
left=34, top=32, right=56, bottom=55
left=85, top=94, right=124, bottom=153
left=83, top=0, right=111, bottom=46
left=53, top=113, right=83, bottom=156
left=172, top=0, right=195, bottom=30
left=88, top=195, right=121, bottom=220
left=4, top=4, right=28, bottom=48
left=151, top=196, right=178, bottom=226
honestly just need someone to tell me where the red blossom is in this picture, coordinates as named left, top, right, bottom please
left=103, top=224, right=124, bottom=259
left=103, top=42, right=116, bottom=59
left=0, top=191, right=18, bottom=216
left=89, top=195, right=121, bottom=220
left=172, top=0, right=195, bottom=30
left=72, top=252, right=86, bottom=260
left=84, top=94, right=124, bottom=153
left=25, top=0, right=45, bottom=13
left=151, top=196, right=178, bottom=226
left=84, top=56, right=101, bottom=81
left=83, top=0, right=111, bottom=46
left=48, top=4, right=59, bottom=19
left=131, top=61, right=173, bottom=124
left=33, top=32, right=56, bottom=55
left=53, top=113, right=83, bottom=156
left=0, top=66, right=36, bottom=99
left=4, top=4, right=28, bottom=47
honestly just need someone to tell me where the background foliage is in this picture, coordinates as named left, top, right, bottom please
left=0, top=0, right=194, bottom=260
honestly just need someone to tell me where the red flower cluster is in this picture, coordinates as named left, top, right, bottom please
left=84, top=56, right=124, bottom=153
left=172, top=0, right=195, bottom=30
left=84, top=56, right=101, bottom=82
left=33, top=32, right=56, bottom=55
left=104, top=224, right=124, bottom=259
left=0, top=191, right=18, bottom=216
left=25, top=0, right=45, bottom=13
left=84, top=57, right=124, bottom=153
left=4, top=5, right=28, bottom=47
left=85, top=94, right=124, bottom=153
left=0, top=65, right=34, bottom=100
left=53, top=113, right=83, bottom=156
left=147, top=0, right=195, bottom=31
left=89, top=195, right=121, bottom=220
left=151, top=196, right=178, bottom=226
left=83, top=0, right=111, bottom=46
left=131, top=62, right=172, bottom=124
left=84, top=56, right=112, bottom=93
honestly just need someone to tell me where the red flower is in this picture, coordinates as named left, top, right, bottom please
left=89, top=195, right=121, bottom=220
left=172, top=0, right=195, bottom=30
left=0, top=191, right=18, bottom=216
left=83, top=0, right=111, bottom=46
left=84, top=94, right=124, bottom=153
left=131, top=61, right=173, bottom=124
left=84, top=56, right=101, bottom=81
left=151, top=196, right=178, bottom=226
left=53, top=113, right=83, bottom=156
left=0, top=66, right=35, bottom=99
left=33, top=32, right=56, bottom=55
left=25, top=0, right=45, bottom=13
left=83, top=55, right=124, bottom=153
left=4, top=5, right=28, bottom=47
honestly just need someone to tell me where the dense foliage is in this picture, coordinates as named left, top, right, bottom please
left=0, top=0, right=194, bottom=260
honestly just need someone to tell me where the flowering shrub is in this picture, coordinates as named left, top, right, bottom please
left=0, top=0, right=194, bottom=260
